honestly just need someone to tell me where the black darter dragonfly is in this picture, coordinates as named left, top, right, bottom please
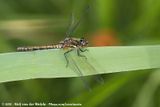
left=17, top=6, right=103, bottom=90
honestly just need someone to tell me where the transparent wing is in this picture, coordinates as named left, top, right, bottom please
left=67, top=51, right=91, bottom=91
left=65, top=5, right=90, bottom=38
left=66, top=49, right=104, bottom=90
left=76, top=49, right=104, bottom=84
left=65, top=13, right=75, bottom=37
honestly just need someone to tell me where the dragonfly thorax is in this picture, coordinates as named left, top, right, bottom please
left=60, top=37, right=88, bottom=48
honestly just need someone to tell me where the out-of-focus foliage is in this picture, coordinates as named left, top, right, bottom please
left=0, top=0, right=160, bottom=107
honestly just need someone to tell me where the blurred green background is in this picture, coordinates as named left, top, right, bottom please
left=0, top=0, right=160, bottom=107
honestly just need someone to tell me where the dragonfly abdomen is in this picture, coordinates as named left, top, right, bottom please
left=17, top=44, right=63, bottom=51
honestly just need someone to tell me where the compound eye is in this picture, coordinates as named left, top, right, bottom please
left=80, top=39, right=83, bottom=42
left=80, top=37, right=85, bottom=42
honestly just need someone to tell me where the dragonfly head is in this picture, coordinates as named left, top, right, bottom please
left=79, top=37, right=88, bottom=47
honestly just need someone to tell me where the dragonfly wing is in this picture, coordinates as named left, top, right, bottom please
left=67, top=49, right=104, bottom=87
left=65, top=13, right=75, bottom=38
left=75, top=48, right=104, bottom=84
left=67, top=52, right=91, bottom=91
left=65, top=5, right=90, bottom=38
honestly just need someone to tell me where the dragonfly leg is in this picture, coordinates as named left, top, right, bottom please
left=64, top=49, right=73, bottom=67
left=77, top=49, right=87, bottom=59
left=79, top=48, right=88, bottom=52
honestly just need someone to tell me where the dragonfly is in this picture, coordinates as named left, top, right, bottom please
left=17, top=6, right=103, bottom=91
left=17, top=10, right=89, bottom=68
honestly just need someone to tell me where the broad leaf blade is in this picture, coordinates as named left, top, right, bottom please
left=0, top=45, right=160, bottom=83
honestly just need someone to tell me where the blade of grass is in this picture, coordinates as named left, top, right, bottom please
left=132, top=69, right=160, bottom=107
left=70, top=71, right=148, bottom=107
left=0, top=45, right=160, bottom=83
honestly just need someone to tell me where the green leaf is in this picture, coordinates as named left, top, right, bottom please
left=0, top=45, right=160, bottom=83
